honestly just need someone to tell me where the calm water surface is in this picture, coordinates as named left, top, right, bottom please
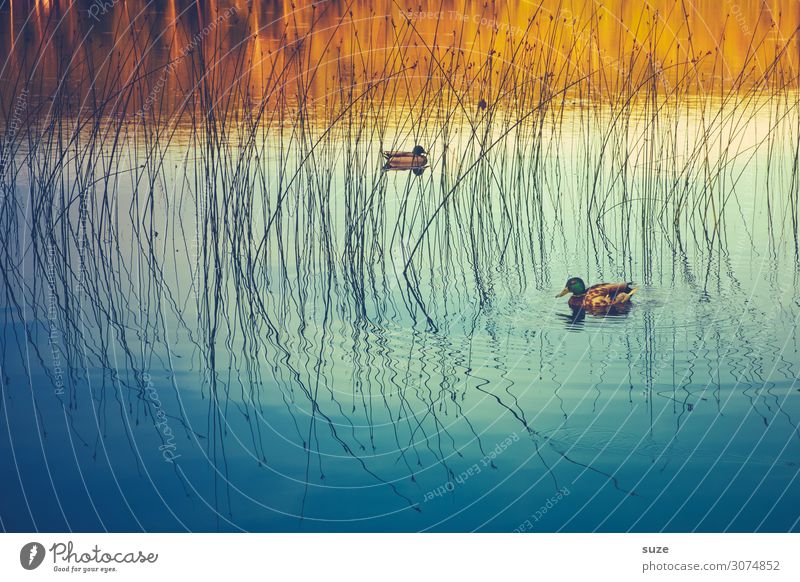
left=1, top=0, right=799, bottom=533
left=1, top=117, right=799, bottom=532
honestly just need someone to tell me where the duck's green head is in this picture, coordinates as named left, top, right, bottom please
left=412, top=145, right=426, bottom=155
left=556, top=277, right=586, bottom=297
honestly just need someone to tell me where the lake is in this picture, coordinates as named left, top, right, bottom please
left=0, top=0, right=799, bottom=532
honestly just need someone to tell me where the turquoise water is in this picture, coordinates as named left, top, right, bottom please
left=1, top=114, right=800, bottom=532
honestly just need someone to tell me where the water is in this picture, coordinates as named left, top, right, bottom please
left=1, top=117, right=799, bottom=532
left=1, top=0, right=800, bottom=533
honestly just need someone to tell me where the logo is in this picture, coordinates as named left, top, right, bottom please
left=20, top=542, right=46, bottom=570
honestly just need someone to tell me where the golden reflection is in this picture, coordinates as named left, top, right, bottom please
left=1, top=1, right=798, bottom=116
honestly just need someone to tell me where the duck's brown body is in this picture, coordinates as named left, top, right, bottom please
left=382, top=152, right=428, bottom=169
left=568, top=282, right=637, bottom=310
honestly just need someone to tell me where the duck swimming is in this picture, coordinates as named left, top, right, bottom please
left=556, top=277, right=637, bottom=310
left=383, top=145, right=427, bottom=170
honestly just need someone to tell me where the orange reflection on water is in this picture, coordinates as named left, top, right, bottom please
left=1, top=1, right=798, bottom=117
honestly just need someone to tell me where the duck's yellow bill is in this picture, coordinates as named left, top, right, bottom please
left=555, top=288, right=569, bottom=298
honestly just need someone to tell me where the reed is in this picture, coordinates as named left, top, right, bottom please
left=1, top=0, right=798, bottom=521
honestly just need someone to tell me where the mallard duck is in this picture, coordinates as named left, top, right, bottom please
left=383, top=145, right=427, bottom=170
left=556, top=277, right=637, bottom=310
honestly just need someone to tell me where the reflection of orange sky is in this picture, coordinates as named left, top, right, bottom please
left=1, top=1, right=798, bottom=114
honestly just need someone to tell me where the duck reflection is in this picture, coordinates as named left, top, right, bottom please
left=382, top=145, right=428, bottom=174
left=381, top=166, right=427, bottom=176
left=558, top=302, right=634, bottom=328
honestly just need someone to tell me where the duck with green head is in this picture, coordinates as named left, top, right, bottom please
left=556, top=277, right=637, bottom=310
left=383, top=145, right=428, bottom=170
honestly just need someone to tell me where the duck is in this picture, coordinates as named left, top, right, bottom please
left=556, top=277, right=637, bottom=310
left=382, top=145, right=428, bottom=170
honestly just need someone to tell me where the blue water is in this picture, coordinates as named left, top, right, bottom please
left=3, top=0, right=800, bottom=534
left=2, top=216, right=799, bottom=532
left=2, top=96, right=800, bottom=533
